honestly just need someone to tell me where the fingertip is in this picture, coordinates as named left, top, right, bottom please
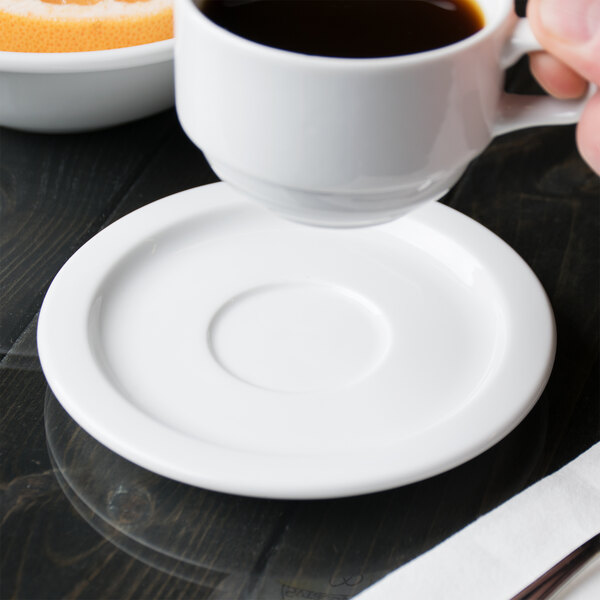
left=526, top=0, right=600, bottom=85
left=526, top=0, right=545, bottom=44
left=529, top=51, right=589, bottom=99
left=576, top=91, right=600, bottom=176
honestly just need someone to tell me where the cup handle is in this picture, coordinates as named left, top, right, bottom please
left=494, top=18, right=592, bottom=137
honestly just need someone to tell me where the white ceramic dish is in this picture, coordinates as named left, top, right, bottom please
left=0, top=39, right=173, bottom=133
left=37, top=183, right=556, bottom=499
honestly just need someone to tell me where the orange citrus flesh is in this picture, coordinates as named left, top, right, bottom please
left=0, top=0, right=173, bottom=52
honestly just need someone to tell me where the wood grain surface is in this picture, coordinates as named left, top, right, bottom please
left=1, top=2, right=598, bottom=597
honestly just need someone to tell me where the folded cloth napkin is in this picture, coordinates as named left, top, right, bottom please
left=355, top=442, right=600, bottom=600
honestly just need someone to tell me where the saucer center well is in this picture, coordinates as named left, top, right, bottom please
left=208, top=282, right=391, bottom=393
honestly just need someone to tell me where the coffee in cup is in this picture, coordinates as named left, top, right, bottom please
left=200, top=0, right=485, bottom=59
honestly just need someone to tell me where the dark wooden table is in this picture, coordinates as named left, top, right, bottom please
left=1, top=12, right=599, bottom=600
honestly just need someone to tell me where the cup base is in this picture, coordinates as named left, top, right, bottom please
left=207, top=158, right=464, bottom=228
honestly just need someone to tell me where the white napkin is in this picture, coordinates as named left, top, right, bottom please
left=355, top=442, right=600, bottom=600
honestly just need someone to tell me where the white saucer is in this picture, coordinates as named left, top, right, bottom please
left=37, top=183, right=556, bottom=499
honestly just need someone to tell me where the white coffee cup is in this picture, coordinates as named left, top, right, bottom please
left=175, top=0, right=587, bottom=227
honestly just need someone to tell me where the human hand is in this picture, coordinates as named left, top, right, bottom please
left=527, top=0, right=600, bottom=174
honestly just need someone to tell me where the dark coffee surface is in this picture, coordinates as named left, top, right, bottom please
left=200, top=0, right=485, bottom=58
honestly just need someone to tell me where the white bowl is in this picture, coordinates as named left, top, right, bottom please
left=0, top=39, right=174, bottom=133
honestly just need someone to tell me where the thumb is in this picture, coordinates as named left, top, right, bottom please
left=527, top=0, right=600, bottom=85
left=528, top=0, right=600, bottom=175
